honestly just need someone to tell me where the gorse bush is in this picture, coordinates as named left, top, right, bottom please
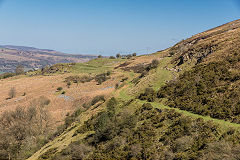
left=128, top=60, right=160, bottom=85
left=158, top=60, right=240, bottom=123
left=106, top=97, right=117, bottom=116
left=138, top=88, right=156, bottom=102
left=67, top=82, right=71, bottom=88
left=91, top=95, right=105, bottom=106
left=132, top=53, right=137, bottom=56
left=106, top=71, right=111, bottom=76
left=57, top=87, right=63, bottom=91
left=65, top=75, right=93, bottom=84
left=149, top=59, right=159, bottom=69
left=0, top=72, right=16, bottom=79
left=94, top=73, right=110, bottom=85
left=109, top=56, right=116, bottom=59
left=52, top=102, right=240, bottom=160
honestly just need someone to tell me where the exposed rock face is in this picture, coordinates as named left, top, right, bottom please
left=170, top=19, right=240, bottom=66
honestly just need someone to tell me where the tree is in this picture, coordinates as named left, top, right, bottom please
left=106, top=71, right=111, bottom=76
left=67, top=82, right=71, bottom=88
left=150, top=59, right=159, bottom=69
left=109, top=56, right=116, bottom=59
left=98, top=55, right=102, bottom=58
left=138, top=88, right=156, bottom=102
left=169, top=52, right=175, bottom=57
left=57, top=87, right=63, bottom=91
left=106, top=97, right=117, bottom=116
left=95, top=73, right=110, bottom=85
left=126, top=54, right=132, bottom=59
left=8, top=87, right=16, bottom=99
left=132, top=53, right=137, bottom=56
left=0, top=98, right=51, bottom=159
left=15, top=65, right=24, bottom=75
left=91, top=95, right=105, bottom=106
left=116, top=53, right=121, bottom=59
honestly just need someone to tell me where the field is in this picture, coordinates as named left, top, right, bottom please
left=0, top=59, right=127, bottom=126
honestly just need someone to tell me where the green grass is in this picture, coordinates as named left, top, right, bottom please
left=151, top=57, right=174, bottom=90
left=118, top=86, right=134, bottom=101
left=71, top=58, right=126, bottom=74
left=115, top=57, right=173, bottom=102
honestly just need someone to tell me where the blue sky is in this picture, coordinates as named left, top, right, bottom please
left=0, top=0, right=239, bottom=55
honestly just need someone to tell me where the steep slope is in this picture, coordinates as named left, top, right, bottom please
left=0, top=45, right=96, bottom=72
left=170, top=19, right=240, bottom=67
left=158, top=19, right=240, bottom=123
left=24, top=19, right=240, bottom=160
left=2, top=19, right=240, bottom=160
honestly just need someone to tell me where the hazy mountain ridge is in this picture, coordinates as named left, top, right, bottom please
left=0, top=45, right=97, bottom=73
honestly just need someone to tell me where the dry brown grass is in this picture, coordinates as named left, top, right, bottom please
left=170, top=19, right=240, bottom=67
left=0, top=73, right=118, bottom=126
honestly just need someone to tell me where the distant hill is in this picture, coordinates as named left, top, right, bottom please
left=0, top=45, right=97, bottom=73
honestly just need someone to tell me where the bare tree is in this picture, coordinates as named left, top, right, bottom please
left=116, top=53, right=121, bottom=58
left=132, top=53, right=137, bottom=56
left=0, top=96, right=51, bottom=159
left=15, top=65, right=24, bottom=75
left=8, top=87, right=16, bottom=99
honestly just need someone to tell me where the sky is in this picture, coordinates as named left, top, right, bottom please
left=0, top=0, right=239, bottom=56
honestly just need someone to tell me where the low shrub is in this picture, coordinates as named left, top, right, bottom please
left=57, top=87, right=63, bottom=91
left=38, top=96, right=51, bottom=106
left=91, top=95, right=105, bottom=106
left=120, top=77, right=128, bottom=82
left=0, top=73, right=16, bottom=79
left=65, top=75, right=93, bottom=84
left=109, top=56, right=116, bottom=59
left=141, top=103, right=153, bottom=110
left=132, top=53, right=137, bottom=56
left=158, top=60, right=240, bottom=123
left=149, top=59, right=159, bottom=69
left=106, top=97, right=117, bottom=116
left=67, top=82, right=71, bottom=88
left=106, top=71, right=111, bottom=76
left=138, top=88, right=156, bottom=102
left=115, top=83, right=120, bottom=89
left=95, top=73, right=110, bottom=85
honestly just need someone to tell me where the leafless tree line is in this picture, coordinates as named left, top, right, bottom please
left=0, top=96, right=51, bottom=160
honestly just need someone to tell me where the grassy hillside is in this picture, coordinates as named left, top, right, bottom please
left=1, top=19, right=240, bottom=160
